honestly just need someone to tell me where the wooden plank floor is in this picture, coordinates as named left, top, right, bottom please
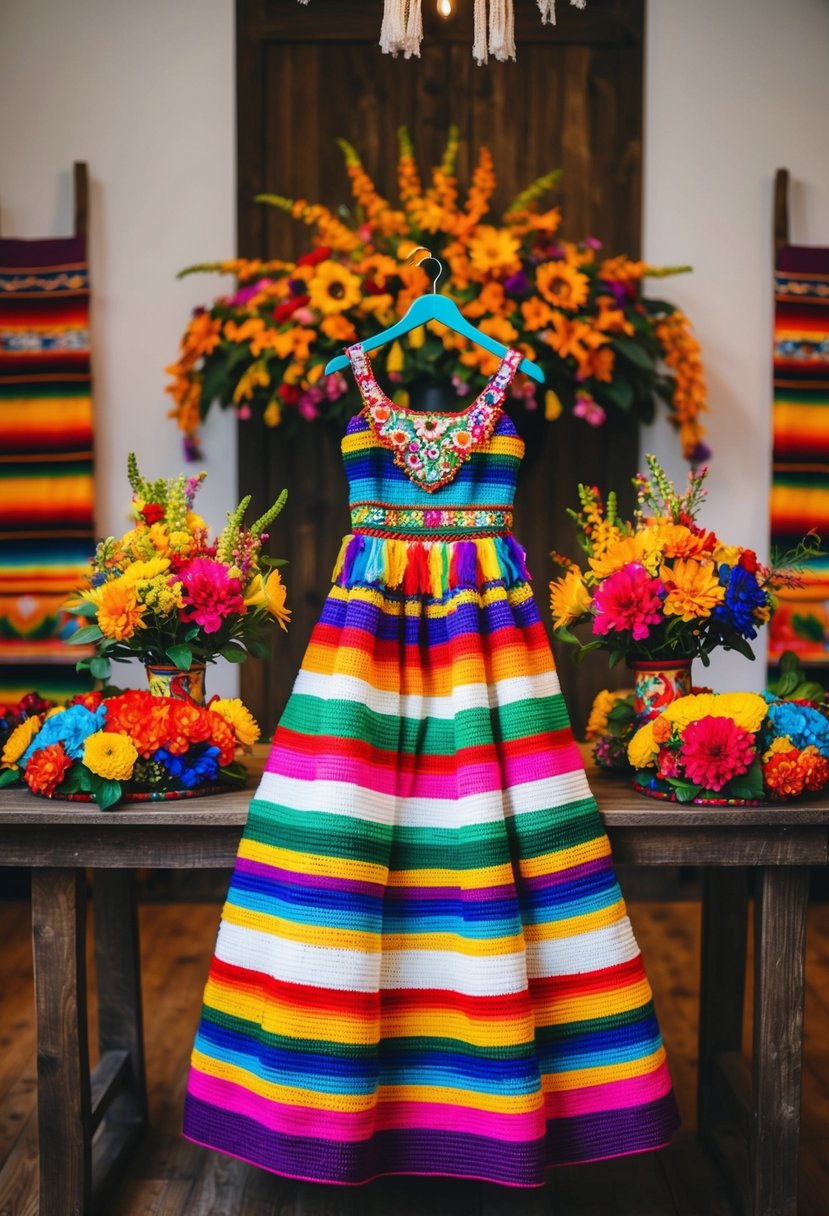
left=1, top=896, right=828, bottom=1215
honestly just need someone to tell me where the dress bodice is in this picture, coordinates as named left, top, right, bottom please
left=341, top=343, right=525, bottom=542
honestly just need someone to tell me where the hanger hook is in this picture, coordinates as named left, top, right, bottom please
left=405, top=245, right=443, bottom=294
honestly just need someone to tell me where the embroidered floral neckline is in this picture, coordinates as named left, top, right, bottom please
left=346, top=344, right=522, bottom=492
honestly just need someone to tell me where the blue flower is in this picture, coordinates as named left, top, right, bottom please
left=766, top=701, right=829, bottom=757
left=152, top=743, right=220, bottom=788
left=21, top=703, right=107, bottom=764
left=713, top=564, right=767, bottom=639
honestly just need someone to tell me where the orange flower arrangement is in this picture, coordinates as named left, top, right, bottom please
left=169, top=127, right=708, bottom=462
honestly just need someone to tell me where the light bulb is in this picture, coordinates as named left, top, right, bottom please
left=437, top=0, right=453, bottom=17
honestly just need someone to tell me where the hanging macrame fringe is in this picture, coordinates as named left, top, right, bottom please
left=301, top=0, right=586, bottom=61
left=380, top=0, right=424, bottom=59
left=473, top=0, right=516, bottom=66
left=537, top=0, right=587, bottom=25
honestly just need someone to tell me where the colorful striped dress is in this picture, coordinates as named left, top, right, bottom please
left=183, top=345, right=679, bottom=1186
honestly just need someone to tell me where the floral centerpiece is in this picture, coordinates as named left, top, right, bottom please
left=627, top=689, right=829, bottom=805
left=167, top=127, right=708, bottom=462
left=0, top=688, right=261, bottom=809
left=549, top=456, right=812, bottom=686
left=65, top=454, right=290, bottom=687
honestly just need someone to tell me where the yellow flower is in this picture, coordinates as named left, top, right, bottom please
left=661, top=558, right=725, bottom=621
left=704, top=692, right=768, bottom=734
left=544, top=390, right=563, bottom=421
left=764, top=735, right=794, bottom=761
left=308, top=263, right=362, bottom=315
left=648, top=523, right=709, bottom=560
left=209, top=699, right=261, bottom=747
left=536, top=262, right=590, bottom=311
left=119, top=556, right=171, bottom=586
left=466, top=226, right=521, bottom=277
left=264, top=569, right=291, bottom=631
left=95, top=581, right=147, bottom=641
left=233, top=359, right=270, bottom=404
left=628, top=721, right=658, bottom=769
left=1, top=716, right=41, bottom=769
left=83, top=731, right=138, bottom=781
left=549, top=568, right=592, bottom=629
left=713, top=542, right=742, bottom=567
left=585, top=688, right=633, bottom=741
left=387, top=341, right=405, bottom=374
left=589, top=532, right=661, bottom=579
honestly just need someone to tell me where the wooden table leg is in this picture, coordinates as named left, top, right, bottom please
left=89, top=869, right=148, bottom=1210
left=31, top=867, right=91, bottom=1216
left=750, top=865, right=810, bottom=1216
left=698, top=867, right=749, bottom=1136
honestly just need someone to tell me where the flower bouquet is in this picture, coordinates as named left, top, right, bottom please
left=168, top=127, right=708, bottom=462
left=627, top=689, right=829, bottom=805
left=65, top=454, right=290, bottom=685
left=0, top=689, right=261, bottom=809
left=549, top=455, right=810, bottom=672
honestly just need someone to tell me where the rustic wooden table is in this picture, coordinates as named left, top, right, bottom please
left=1, top=766, right=827, bottom=1216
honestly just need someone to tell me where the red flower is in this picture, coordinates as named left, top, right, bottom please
left=69, top=690, right=104, bottom=711
left=763, top=748, right=806, bottom=799
left=798, top=747, right=829, bottom=793
left=273, top=294, right=309, bottom=323
left=297, top=246, right=331, bottom=267
left=140, top=503, right=165, bottom=525
left=23, top=742, right=73, bottom=796
left=739, top=549, right=759, bottom=573
left=679, top=716, right=756, bottom=792
left=277, top=384, right=302, bottom=406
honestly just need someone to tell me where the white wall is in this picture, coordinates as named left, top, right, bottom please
left=643, top=0, right=829, bottom=689
left=2, top=0, right=828, bottom=697
left=0, top=0, right=239, bottom=694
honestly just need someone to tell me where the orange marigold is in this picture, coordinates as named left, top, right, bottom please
left=208, top=713, right=237, bottom=766
left=166, top=702, right=214, bottom=755
left=23, top=742, right=73, bottom=797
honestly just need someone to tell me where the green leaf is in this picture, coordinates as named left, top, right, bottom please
left=794, top=681, right=826, bottom=703
left=258, top=555, right=288, bottom=568
left=727, top=759, right=765, bottom=800
left=218, top=761, right=248, bottom=786
left=67, top=599, right=99, bottom=618
left=58, top=766, right=85, bottom=794
left=220, top=643, right=248, bottom=663
left=246, top=638, right=270, bottom=660
left=608, top=648, right=627, bottom=668
left=184, top=625, right=201, bottom=642
left=165, top=644, right=193, bottom=671
left=89, top=655, right=111, bottom=681
left=553, top=626, right=580, bottom=645
left=90, top=776, right=122, bottom=811
left=67, top=623, right=104, bottom=645
left=612, top=335, right=655, bottom=371
left=0, top=767, right=21, bottom=789
left=601, top=377, right=634, bottom=411
left=668, top=779, right=703, bottom=803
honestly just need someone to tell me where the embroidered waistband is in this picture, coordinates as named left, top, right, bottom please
left=350, top=502, right=513, bottom=536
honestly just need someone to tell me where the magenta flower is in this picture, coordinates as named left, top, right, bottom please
left=178, top=558, right=246, bottom=634
left=592, top=563, right=664, bottom=641
left=679, top=716, right=756, bottom=792
left=573, top=395, right=607, bottom=427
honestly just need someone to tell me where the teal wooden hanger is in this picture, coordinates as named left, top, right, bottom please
left=323, top=250, right=545, bottom=384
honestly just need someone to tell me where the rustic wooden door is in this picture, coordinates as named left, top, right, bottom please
left=236, top=0, right=644, bottom=733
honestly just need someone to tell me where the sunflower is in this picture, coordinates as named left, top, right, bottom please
left=308, top=263, right=362, bottom=316
left=549, top=567, right=592, bottom=629
left=536, top=262, right=590, bottom=311
left=1, top=715, right=41, bottom=769
left=466, top=225, right=521, bottom=277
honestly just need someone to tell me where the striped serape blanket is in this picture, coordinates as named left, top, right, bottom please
left=769, top=243, right=829, bottom=664
left=0, top=235, right=95, bottom=702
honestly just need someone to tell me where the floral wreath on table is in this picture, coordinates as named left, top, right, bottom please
left=167, top=127, right=708, bottom=462
left=0, top=689, right=261, bottom=810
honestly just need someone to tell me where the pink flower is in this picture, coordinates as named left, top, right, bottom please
left=680, top=716, right=756, bottom=792
left=178, top=558, right=246, bottom=634
left=592, top=563, right=664, bottom=641
left=573, top=395, right=607, bottom=427
left=657, top=748, right=681, bottom=779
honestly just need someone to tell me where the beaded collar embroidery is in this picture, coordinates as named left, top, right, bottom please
left=346, top=344, right=522, bottom=493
